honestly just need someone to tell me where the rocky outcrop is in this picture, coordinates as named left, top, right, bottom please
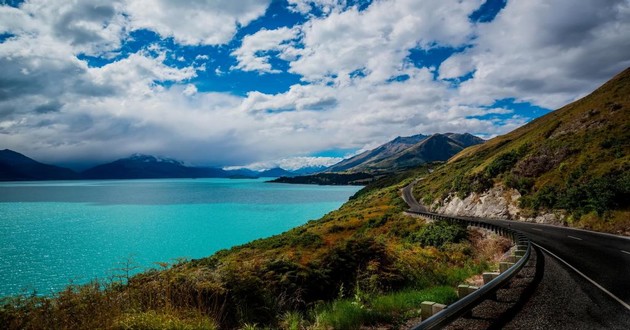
left=432, top=185, right=564, bottom=225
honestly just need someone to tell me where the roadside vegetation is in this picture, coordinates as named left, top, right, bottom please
left=414, top=68, right=630, bottom=235
left=1, top=169, right=505, bottom=329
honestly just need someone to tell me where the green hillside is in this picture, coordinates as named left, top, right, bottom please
left=414, top=68, right=630, bottom=234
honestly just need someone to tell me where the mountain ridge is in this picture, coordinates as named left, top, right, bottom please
left=0, top=149, right=79, bottom=181
left=326, top=132, right=484, bottom=173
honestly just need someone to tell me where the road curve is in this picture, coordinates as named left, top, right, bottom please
left=401, top=180, right=426, bottom=212
left=401, top=182, right=630, bottom=310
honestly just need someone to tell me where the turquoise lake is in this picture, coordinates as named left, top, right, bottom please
left=0, top=178, right=361, bottom=297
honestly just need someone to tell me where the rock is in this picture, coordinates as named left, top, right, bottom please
left=435, top=185, right=564, bottom=225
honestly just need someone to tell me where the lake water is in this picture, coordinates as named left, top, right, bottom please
left=0, top=178, right=361, bottom=297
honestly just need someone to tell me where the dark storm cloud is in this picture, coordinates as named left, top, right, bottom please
left=34, top=100, right=63, bottom=114
left=53, top=1, right=120, bottom=47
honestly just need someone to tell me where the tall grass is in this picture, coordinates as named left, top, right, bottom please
left=314, top=286, right=457, bottom=329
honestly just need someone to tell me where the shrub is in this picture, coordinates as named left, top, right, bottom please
left=112, top=310, right=217, bottom=330
left=486, top=150, right=520, bottom=177
left=410, top=221, right=467, bottom=248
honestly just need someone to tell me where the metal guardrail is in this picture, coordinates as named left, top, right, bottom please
left=406, top=210, right=532, bottom=330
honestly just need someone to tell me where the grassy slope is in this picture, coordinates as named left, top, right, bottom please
left=414, top=67, right=630, bottom=234
left=1, top=167, right=500, bottom=329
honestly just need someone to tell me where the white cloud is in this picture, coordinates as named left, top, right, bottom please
left=2, top=0, right=629, bottom=170
left=226, top=156, right=343, bottom=171
left=287, top=0, right=347, bottom=15
left=289, top=0, right=483, bottom=82
left=125, top=0, right=271, bottom=45
left=17, top=0, right=128, bottom=56
left=183, top=84, right=198, bottom=96
left=231, top=27, right=299, bottom=73
left=443, top=0, right=630, bottom=108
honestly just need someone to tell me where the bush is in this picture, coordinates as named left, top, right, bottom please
left=410, top=221, right=467, bottom=248
left=313, top=286, right=457, bottom=329
left=112, top=311, right=217, bottom=330
left=486, top=150, right=520, bottom=177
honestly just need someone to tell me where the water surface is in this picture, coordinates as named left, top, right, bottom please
left=0, top=178, right=361, bottom=296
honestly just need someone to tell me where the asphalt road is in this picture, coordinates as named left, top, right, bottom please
left=482, top=218, right=630, bottom=307
left=402, top=182, right=630, bottom=311
left=401, top=180, right=426, bottom=212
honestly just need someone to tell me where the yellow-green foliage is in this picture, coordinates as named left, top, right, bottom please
left=415, top=68, right=630, bottom=234
left=113, top=311, right=217, bottom=330
left=313, top=286, right=457, bottom=330
left=0, top=167, right=496, bottom=329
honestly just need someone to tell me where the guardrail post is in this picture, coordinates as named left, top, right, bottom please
left=482, top=272, right=500, bottom=284
left=432, top=303, right=446, bottom=315
left=457, top=284, right=470, bottom=298
left=499, top=262, right=514, bottom=273
left=421, top=301, right=436, bottom=320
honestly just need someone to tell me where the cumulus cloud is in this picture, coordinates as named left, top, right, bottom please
left=288, top=0, right=482, bottom=82
left=1, top=0, right=629, bottom=170
left=287, top=0, right=347, bottom=15
left=442, top=0, right=630, bottom=108
left=231, top=27, right=299, bottom=73
left=124, top=0, right=271, bottom=45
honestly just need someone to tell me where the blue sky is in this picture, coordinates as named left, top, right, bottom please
left=1, top=0, right=629, bottom=170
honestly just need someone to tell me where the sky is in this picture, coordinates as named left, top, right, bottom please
left=0, top=0, right=629, bottom=170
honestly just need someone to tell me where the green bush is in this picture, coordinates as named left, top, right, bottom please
left=313, top=286, right=457, bottom=329
left=410, top=221, right=467, bottom=248
left=486, top=150, right=520, bottom=177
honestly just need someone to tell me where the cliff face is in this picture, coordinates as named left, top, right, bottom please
left=433, top=185, right=563, bottom=225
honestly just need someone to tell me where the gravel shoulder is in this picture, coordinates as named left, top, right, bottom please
left=444, top=246, right=630, bottom=330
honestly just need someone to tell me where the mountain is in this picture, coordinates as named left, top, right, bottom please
left=292, top=165, right=328, bottom=175
left=82, top=154, right=229, bottom=179
left=258, top=167, right=295, bottom=177
left=415, top=67, right=630, bottom=234
left=0, top=149, right=79, bottom=181
left=366, top=133, right=474, bottom=170
left=325, top=134, right=428, bottom=172
left=326, top=133, right=483, bottom=173
left=444, top=133, right=485, bottom=148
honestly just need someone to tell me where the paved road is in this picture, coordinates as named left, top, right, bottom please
left=482, top=218, right=630, bottom=307
left=402, top=182, right=630, bottom=311
left=401, top=180, right=426, bottom=212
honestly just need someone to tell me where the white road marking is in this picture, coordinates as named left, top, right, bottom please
left=533, top=228, right=543, bottom=231
left=533, top=243, right=630, bottom=311
left=568, top=235, right=583, bottom=241
left=621, top=250, right=630, bottom=255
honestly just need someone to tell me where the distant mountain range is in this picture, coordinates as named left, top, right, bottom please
left=1, top=132, right=483, bottom=181
left=325, top=132, right=484, bottom=173
left=0, top=149, right=80, bottom=181
left=0, top=152, right=313, bottom=181
left=81, top=154, right=231, bottom=180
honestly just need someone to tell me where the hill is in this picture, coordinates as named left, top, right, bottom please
left=414, top=67, right=630, bottom=234
left=0, top=149, right=79, bottom=181
left=270, top=172, right=374, bottom=185
left=326, top=133, right=483, bottom=173
left=82, top=154, right=229, bottom=179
